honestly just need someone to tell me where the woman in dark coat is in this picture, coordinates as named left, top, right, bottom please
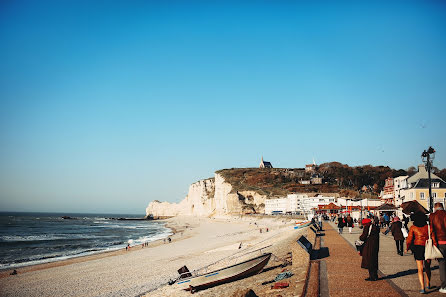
left=360, top=217, right=380, bottom=281
left=390, top=216, right=405, bottom=256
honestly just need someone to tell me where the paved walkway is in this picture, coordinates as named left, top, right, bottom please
left=326, top=221, right=445, bottom=297
left=321, top=221, right=401, bottom=297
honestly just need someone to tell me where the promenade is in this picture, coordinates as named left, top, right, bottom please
left=323, top=221, right=445, bottom=297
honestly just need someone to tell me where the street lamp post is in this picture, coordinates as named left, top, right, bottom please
left=421, top=146, right=436, bottom=213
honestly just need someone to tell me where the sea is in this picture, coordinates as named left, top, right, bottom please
left=0, top=212, right=172, bottom=270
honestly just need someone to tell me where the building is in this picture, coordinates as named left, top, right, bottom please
left=264, top=194, right=305, bottom=214
left=393, top=175, right=408, bottom=207
left=381, top=177, right=394, bottom=205
left=259, top=156, right=273, bottom=169
left=300, top=195, right=336, bottom=214
left=311, top=173, right=323, bottom=185
left=264, top=193, right=335, bottom=215
left=394, top=164, right=446, bottom=210
left=403, top=178, right=446, bottom=210
left=305, top=164, right=315, bottom=172
left=337, top=197, right=382, bottom=209
left=407, top=164, right=441, bottom=186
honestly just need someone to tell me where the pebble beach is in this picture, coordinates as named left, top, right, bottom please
left=0, top=216, right=307, bottom=297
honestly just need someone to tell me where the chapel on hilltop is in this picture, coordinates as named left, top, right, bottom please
left=259, top=156, right=273, bottom=168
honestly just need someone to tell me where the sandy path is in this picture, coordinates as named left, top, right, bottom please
left=0, top=216, right=294, bottom=297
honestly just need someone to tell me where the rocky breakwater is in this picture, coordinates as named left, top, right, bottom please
left=145, top=173, right=267, bottom=217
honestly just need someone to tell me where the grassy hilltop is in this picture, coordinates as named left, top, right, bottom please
left=216, top=162, right=417, bottom=198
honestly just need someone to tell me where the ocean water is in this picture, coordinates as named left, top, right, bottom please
left=0, top=212, right=172, bottom=270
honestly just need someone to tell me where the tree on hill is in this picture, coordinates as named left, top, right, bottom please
left=437, top=169, right=446, bottom=181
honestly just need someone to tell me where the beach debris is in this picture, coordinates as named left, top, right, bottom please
left=178, top=265, right=192, bottom=279
left=230, top=288, right=258, bottom=297
left=274, top=271, right=293, bottom=281
left=271, top=282, right=289, bottom=289
left=261, top=271, right=293, bottom=285
left=10, top=269, right=18, bottom=275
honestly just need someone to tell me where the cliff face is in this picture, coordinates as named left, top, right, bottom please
left=145, top=174, right=267, bottom=217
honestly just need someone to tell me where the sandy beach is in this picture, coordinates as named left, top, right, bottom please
left=0, top=216, right=307, bottom=297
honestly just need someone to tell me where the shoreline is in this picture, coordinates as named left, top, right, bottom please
left=0, top=216, right=307, bottom=297
left=0, top=219, right=175, bottom=278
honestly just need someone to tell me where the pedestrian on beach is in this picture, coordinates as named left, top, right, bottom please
left=346, top=215, right=354, bottom=234
left=337, top=216, right=345, bottom=234
left=390, top=216, right=404, bottom=256
left=430, top=202, right=446, bottom=293
left=406, top=213, right=431, bottom=294
left=359, top=217, right=380, bottom=281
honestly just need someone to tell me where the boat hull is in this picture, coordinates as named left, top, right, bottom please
left=176, top=253, right=272, bottom=292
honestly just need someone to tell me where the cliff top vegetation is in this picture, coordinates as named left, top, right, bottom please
left=216, top=162, right=446, bottom=198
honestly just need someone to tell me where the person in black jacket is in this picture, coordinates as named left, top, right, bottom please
left=390, top=216, right=405, bottom=256
left=346, top=215, right=354, bottom=234
left=338, top=215, right=345, bottom=234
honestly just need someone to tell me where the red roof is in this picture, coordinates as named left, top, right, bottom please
left=318, top=203, right=341, bottom=210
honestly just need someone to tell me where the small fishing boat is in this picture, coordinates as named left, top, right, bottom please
left=294, top=220, right=311, bottom=229
left=174, top=252, right=272, bottom=293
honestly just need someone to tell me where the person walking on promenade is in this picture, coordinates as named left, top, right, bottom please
left=318, top=214, right=323, bottom=230
left=390, top=216, right=404, bottom=256
left=383, top=213, right=389, bottom=227
left=403, top=215, right=410, bottom=230
left=338, top=215, right=345, bottom=234
left=406, top=213, right=431, bottom=294
left=430, top=202, right=446, bottom=293
left=360, top=217, right=380, bottom=281
left=379, top=216, right=385, bottom=228
left=346, top=215, right=354, bottom=234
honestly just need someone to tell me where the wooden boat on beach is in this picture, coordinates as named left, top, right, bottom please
left=294, top=220, right=311, bottom=229
left=175, top=252, right=272, bottom=293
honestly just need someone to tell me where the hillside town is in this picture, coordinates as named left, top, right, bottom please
left=262, top=157, right=446, bottom=222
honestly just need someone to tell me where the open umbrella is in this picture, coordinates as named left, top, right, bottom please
left=400, top=200, right=429, bottom=215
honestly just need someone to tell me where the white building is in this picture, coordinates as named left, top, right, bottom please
left=393, top=175, right=408, bottom=206
left=336, top=197, right=381, bottom=208
left=301, top=195, right=336, bottom=213
left=265, top=194, right=308, bottom=214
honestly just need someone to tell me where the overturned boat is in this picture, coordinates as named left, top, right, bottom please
left=173, top=252, right=272, bottom=293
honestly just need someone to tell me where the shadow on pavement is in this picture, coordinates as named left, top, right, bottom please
left=381, top=265, right=439, bottom=280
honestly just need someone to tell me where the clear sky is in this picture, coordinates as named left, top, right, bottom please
left=1, top=1, right=445, bottom=214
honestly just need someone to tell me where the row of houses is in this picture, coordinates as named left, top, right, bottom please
left=380, top=164, right=446, bottom=210
left=265, top=164, right=446, bottom=218
left=264, top=193, right=381, bottom=216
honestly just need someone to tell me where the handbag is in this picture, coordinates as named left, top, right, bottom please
left=355, top=224, right=372, bottom=253
left=401, top=227, right=408, bottom=238
left=425, top=223, right=444, bottom=260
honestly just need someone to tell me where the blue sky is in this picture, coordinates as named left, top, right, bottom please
left=1, top=1, right=445, bottom=214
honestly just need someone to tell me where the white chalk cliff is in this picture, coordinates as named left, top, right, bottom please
left=145, top=173, right=266, bottom=217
